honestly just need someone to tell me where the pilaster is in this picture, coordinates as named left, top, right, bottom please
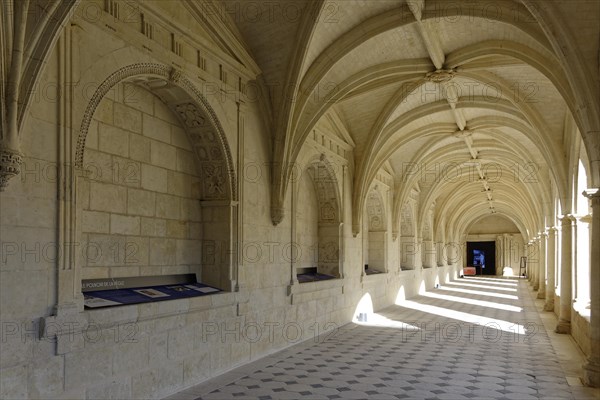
left=583, top=189, right=600, bottom=386
left=556, top=215, right=575, bottom=334
left=537, top=233, right=547, bottom=299
left=544, top=227, right=558, bottom=311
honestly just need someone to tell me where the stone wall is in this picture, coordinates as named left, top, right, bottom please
left=80, top=82, right=202, bottom=280
left=572, top=309, right=592, bottom=356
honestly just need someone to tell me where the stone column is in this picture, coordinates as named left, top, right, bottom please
left=527, top=239, right=538, bottom=284
left=400, top=236, right=416, bottom=270
left=537, top=233, right=547, bottom=299
left=583, top=189, right=600, bottom=387
left=446, top=241, right=459, bottom=267
left=576, top=214, right=592, bottom=307
left=527, top=242, right=534, bottom=283
left=556, top=215, right=575, bottom=334
left=436, top=241, right=446, bottom=267
left=504, top=234, right=512, bottom=271
left=544, top=227, right=557, bottom=311
left=531, top=240, right=540, bottom=290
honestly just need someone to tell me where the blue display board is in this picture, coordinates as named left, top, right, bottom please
left=296, top=272, right=335, bottom=283
left=84, top=282, right=221, bottom=308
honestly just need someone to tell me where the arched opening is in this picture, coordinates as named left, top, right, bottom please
left=354, top=293, right=374, bottom=322
left=575, top=158, right=591, bottom=311
left=466, top=214, right=525, bottom=277
left=421, top=207, right=435, bottom=268
left=296, top=171, right=319, bottom=274
left=296, top=156, right=342, bottom=281
left=400, top=201, right=417, bottom=270
left=395, top=286, right=406, bottom=304
left=364, top=187, right=387, bottom=274
left=75, top=66, right=238, bottom=307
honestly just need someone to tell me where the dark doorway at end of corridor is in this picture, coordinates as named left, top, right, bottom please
left=466, top=241, right=496, bottom=275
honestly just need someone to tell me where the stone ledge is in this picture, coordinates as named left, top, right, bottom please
left=287, top=279, right=344, bottom=305
left=41, top=292, right=239, bottom=355
left=573, top=301, right=591, bottom=321
left=361, top=271, right=389, bottom=288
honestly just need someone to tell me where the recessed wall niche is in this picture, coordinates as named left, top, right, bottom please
left=77, top=74, right=237, bottom=291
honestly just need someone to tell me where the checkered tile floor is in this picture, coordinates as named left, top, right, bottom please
left=165, top=277, right=599, bottom=400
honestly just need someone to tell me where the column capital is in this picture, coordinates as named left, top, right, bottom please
left=0, top=147, right=23, bottom=191
left=583, top=188, right=599, bottom=200
left=560, top=214, right=576, bottom=224
left=548, top=226, right=558, bottom=233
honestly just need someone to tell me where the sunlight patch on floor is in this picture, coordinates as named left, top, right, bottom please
left=422, top=290, right=523, bottom=312
left=464, top=276, right=519, bottom=285
left=444, top=280, right=518, bottom=292
left=463, top=277, right=518, bottom=287
left=436, top=285, right=519, bottom=300
left=353, top=313, right=421, bottom=330
left=395, top=299, right=527, bottom=334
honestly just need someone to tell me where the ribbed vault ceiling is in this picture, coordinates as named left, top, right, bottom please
left=223, top=0, right=599, bottom=243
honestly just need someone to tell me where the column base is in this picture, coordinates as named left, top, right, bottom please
left=583, top=360, right=600, bottom=387
left=555, top=320, right=571, bottom=334
left=543, top=300, right=554, bottom=312
left=533, top=283, right=539, bottom=291
left=537, top=290, right=546, bottom=299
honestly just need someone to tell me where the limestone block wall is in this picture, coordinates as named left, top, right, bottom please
left=572, top=310, right=592, bottom=356
left=80, top=82, right=202, bottom=280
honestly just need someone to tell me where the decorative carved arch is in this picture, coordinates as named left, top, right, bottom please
left=366, top=187, right=386, bottom=232
left=297, top=153, right=343, bottom=278
left=75, top=63, right=237, bottom=201
left=422, top=210, right=433, bottom=241
left=304, top=154, right=342, bottom=225
left=400, top=202, right=415, bottom=238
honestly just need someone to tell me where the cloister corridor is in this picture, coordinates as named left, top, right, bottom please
left=166, top=277, right=600, bottom=400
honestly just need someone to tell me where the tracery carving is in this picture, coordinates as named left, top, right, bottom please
left=366, top=190, right=385, bottom=231
left=423, top=217, right=431, bottom=240
left=401, top=203, right=414, bottom=236
left=320, top=202, right=336, bottom=222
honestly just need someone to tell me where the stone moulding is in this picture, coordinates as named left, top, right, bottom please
left=0, top=147, right=24, bottom=191
left=75, top=62, right=170, bottom=168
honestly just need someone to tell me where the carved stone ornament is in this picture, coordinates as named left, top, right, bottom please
left=0, top=148, right=23, bottom=191
left=425, top=69, right=456, bottom=84
left=370, top=216, right=382, bottom=229
left=175, top=103, right=206, bottom=128
left=453, top=128, right=473, bottom=139
left=319, top=241, right=339, bottom=262
left=203, top=164, right=225, bottom=196
left=169, top=67, right=182, bottom=84
left=271, top=206, right=284, bottom=226
left=319, top=202, right=335, bottom=222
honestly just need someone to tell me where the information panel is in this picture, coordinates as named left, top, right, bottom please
left=82, top=275, right=221, bottom=308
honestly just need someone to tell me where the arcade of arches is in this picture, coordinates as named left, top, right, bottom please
left=0, top=0, right=599, bottom=398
